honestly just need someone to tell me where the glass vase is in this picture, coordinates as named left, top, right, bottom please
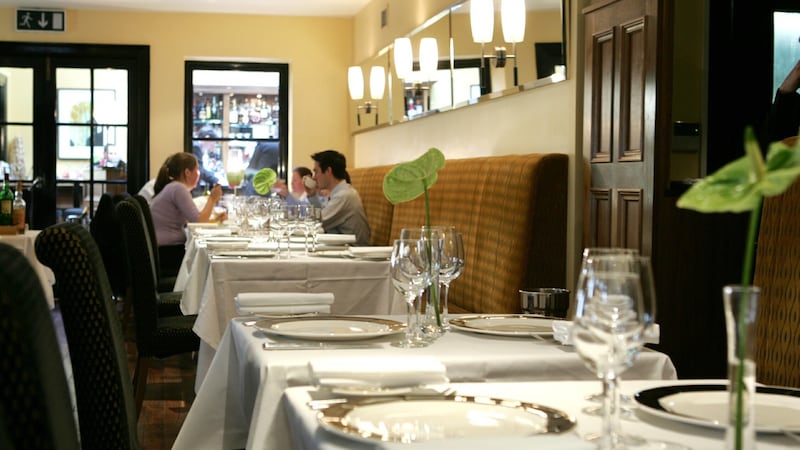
left=420, top=274, right=445, bottom=338
left=722, top=285, right=759, bottom=450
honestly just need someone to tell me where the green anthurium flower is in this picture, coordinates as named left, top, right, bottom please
left=382, top=148, right=445, bottom=204
left=677, top=127, right=800, bottom=213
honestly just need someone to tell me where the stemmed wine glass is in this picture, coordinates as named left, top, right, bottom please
left=437, top=229, right=465, bottom=330
left=399, top=227, right=444, bottom=338
left=390, top=238, right=432, bottom=348
left=572, top=253, right=654, bottom=449
left=226, top=169, right=245, bottom=197
left=579, top=248, right=640, bottom=413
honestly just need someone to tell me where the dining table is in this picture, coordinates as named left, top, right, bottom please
left=172, top=315, right=678, bottom=450
left=173, top=230, right=406, bottom=386
left=282, top=379, right=799, bottom=449
left=0, top=230, right=55, bottom=308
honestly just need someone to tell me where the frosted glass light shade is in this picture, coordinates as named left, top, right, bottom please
left=470, top=0, right=494, bottom=44
left=393, top=38, right=413, bottom=80
left=502, top=0, right=526, bottom=43
left=369, top=66, right=385, bottom=100
left=419, top=37, right=439, bottom=79
left=347, top=66, right=364, bottom=100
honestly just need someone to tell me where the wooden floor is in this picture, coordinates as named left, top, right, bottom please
left=51, top=302, right=195, bottom=449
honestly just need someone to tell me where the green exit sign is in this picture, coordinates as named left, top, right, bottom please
left=16, top=9, right=66, bottom=32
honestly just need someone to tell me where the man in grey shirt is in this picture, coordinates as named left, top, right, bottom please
left=307, top=150, right=371, bottom=246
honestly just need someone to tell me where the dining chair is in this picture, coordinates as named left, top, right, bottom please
left=115, top=197, right=200, bottom=416
left=34, top=223, right=139, bottom=449
left=753, top=136, right=800, bottom=388
left=132, top=194, right=178, bottom=292
left=0, top=242, right=81, bottom=450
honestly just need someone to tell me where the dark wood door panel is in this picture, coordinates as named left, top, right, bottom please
left=616, top=188, right=643, bottom=250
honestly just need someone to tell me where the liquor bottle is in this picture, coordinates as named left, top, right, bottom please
left=0, top=172, right=13, bottom=226
left=12, top=180, right=25, bottom=233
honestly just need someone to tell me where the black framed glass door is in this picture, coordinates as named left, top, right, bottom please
left=0, top=42, right=149, bottom=228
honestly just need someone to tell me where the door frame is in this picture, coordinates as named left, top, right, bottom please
left=0, top=42, right=149, bottom=228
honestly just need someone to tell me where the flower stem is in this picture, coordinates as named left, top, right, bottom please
left=423, top=184, right=441, bottom=326
left=732, top=201, right=761, bottom=450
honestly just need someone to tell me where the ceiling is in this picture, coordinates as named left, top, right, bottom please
left=0, top=0, right=372, bottom=17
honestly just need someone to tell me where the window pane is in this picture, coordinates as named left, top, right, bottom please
left=94, top=68, right=128, bottom=125
left=773, top=12, right=800, bottom=95
left=0, top=67, right=33, bottom=123
left=6, top=125, right=32, bottom=180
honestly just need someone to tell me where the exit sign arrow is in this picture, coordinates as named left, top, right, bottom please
left=16, top=9, right=66, bottom=32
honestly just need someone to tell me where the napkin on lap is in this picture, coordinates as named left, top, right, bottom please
left=309, top=356, right=449, bottom=389
left=552, top=320, right=660, bottom=345
left=235, top=292, right=334, bottom=315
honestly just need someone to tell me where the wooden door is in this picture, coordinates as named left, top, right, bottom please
left=582, top=0, right=665, bottom=254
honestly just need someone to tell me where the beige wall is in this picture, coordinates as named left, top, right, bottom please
left=0, top=8, right=353, bottom=178
left=352, top=0, right=582, bottom=287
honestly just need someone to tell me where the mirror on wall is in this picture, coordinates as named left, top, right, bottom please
left=350, top=0, right=566, bottom=132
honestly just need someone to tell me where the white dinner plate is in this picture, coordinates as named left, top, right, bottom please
left=449, top=315, right=554, bottom=337
left=635, top=384, right=800, bottom=433
left=254, top=315, right=404, bottom=341
left=317, top=393, right=575, bottom=444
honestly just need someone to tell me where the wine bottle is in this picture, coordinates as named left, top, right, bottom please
left=13, top=180, right=26, bottom=233
left=0, top=172, right=13, bottom=226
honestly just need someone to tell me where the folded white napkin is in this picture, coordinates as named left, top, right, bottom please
left=348, top=246, right=393, bottom=258
left=309, top=356, right=449, bottom=389
left=235, top=292, right=334, bottom=315
left=236, top=292, right=335, bottom=307
left=239, top=304, right=331, bottom=315
left=552, top=320, right=660, bottom=345
left=316, top=233, right=356, bottom=245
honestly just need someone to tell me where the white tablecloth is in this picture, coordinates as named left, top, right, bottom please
left=282, top=379, right=797, bottom=449
left=173, top=317, right=677, bottom=450
left=177, top=242, right=405, bottom=350
left=0, top=230, right=55, bottom=308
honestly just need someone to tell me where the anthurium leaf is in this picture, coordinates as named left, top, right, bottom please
left=383, top=148, right=445, bottom=204
left=677, top=127, right=800, bottom=213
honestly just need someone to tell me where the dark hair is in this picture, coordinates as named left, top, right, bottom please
left=294, top=166, right=312, bottom=179
left=311, top=150, right=350, bottom=183
left=153, top=152, right=198, bottom=195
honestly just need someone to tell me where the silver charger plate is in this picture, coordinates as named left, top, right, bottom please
left=449, top=314, right=554, bottom=337
left=317, top=393, right=576, bottom=444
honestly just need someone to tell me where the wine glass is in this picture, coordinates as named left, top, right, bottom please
left=579, top=248, right=640, bottom=411
left=226, top=168, right=245, bottom=197
left=390, top=238, right=432, bottom=348
left=572, top=254, right=654, bottom=449
left=437, top=229, right=465, bottom=330
left=399, top=227, right=444, bottom=337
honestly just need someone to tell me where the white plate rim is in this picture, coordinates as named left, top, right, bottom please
left=634, top=384, right=800, bottom=433
left=449, top=314, right=555, bottom=337
left=254, top=315, right=404, bottom=341
left=316, top=393, right=576, bottom=444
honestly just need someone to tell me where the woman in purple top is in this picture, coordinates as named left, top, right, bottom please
left=150, top=152, right=224, bottom=275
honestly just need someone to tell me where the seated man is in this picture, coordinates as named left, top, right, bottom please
left=307, top=149, right=370, bottom=246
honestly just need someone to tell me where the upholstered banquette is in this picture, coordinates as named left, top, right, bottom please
left=348, top=153, right=568, bottom=314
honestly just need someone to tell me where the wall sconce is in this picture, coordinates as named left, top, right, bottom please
left=471, top=0, right=527, bottom=86
left=348, top=65, right=385, bottom=126
left=393, top=36, right=440, bottom=118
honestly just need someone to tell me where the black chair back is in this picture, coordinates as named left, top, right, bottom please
left=35, top=223, right=138, bottom=449
left=0, top=242, right=80, bottom=450
left=90, top=192, right=130, bottom=298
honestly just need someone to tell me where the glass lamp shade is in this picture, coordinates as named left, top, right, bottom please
left=347, top=66, right=364, bottom=100
left=419, top=38, right=439, bottom=79
left=470, top=0, right=494, bottom=44
left=369, top=66, right=385, bottom=100
left=501, top=0, right=526, bottom=43
left=393, top=38, right=413, bottom=80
